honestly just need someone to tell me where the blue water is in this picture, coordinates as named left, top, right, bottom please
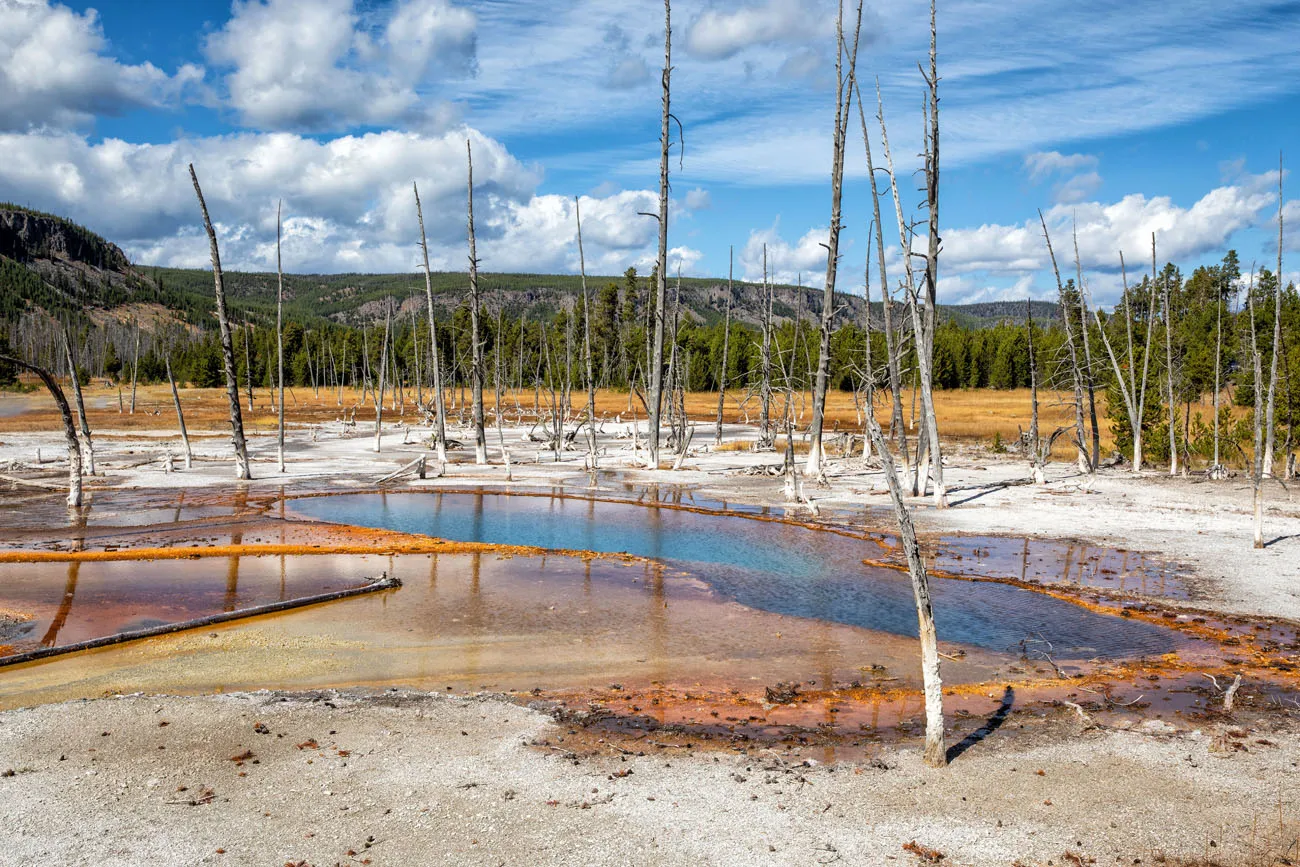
left=291, top=492, right=1185, bottom=660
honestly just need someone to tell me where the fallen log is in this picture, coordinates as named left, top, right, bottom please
left=0, top=574, right=401, bottom=669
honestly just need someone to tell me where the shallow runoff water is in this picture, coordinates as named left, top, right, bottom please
left=290, top=491, right=1184, bottom=660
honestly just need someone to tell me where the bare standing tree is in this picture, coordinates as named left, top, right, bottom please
left=1152, top=235, right=1178, bottom=476
left=715, top=246, right=733, bottom=447
left=1248, top=268, right=1265, bottom=548
left=1072, top=224, right=1100, bottom=465
left=414, top=181, right=448, bottom=464
left=806, top=0, right=864, bottom=478
left=862, top=377, right=945, bottom=766
left=575, top=196, right=598, bottom=466
left=165, top=355, right=193, bottom=469
left=857, top=81, right=909, bottom=475
left=374, top=303, right=391, bottom=453
left=644, top=0, right=672, bottom=468
left=0, top=353, right=82, bottom=507
left=759, top=244, right=774, bottom=445
left=878, top=64, right=943, bottom=504
left=466, top=140, right=487, bottom=465
left=1038, top=212, right=1091, bottom=474
left=1026, top=298, right=1044, bottom=483
left=62, top=327, right=94, bottom=476
left=1264, top=153, right=1284, bottom=477
left=1094, top=251, right=1157, bottom=473
left=276, top=200, right=286, bottom=473
left=129, top=319, right=140, bottom=414
left=189, top=163, right=251, bottom=480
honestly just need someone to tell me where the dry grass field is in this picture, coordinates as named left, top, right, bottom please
left=1, top=381, right=1248, bottom=463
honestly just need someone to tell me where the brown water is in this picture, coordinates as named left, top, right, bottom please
left=1, top=551, right=1030, bottom=710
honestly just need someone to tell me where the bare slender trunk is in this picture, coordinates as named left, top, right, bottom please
left=1039, top=212, right=1091, bottom=475
left=276, top=201, right=286, bottom=473
left=374, top=304, right=390, bottom=453
left=1248, top=271, right=1265, bottom=548
left=189, top=163, right=251, bottom=480
left=1073, top=225, right=1100, bottom=465
left=575, top=197, right=598, bottom=466
left=1156, top=235, right=1177, bottom=476
left=166, top=356, right=193, bottom=469
left=759, top=244, right=773, bottom=444
left=466, top=140, right=487, bottom=464
left=1264, top=154, right=1284, bottom=477
left=715, top=246, right=733, bottom=447
left=129, top=320, right=140, bottom=414
left=806, top=0, right=863, bottom=477
left=646, top=0, right=673, bottom=469
left=1213, top=297, right=1222, bottom=468
left=62, top=328, right=94, bottom=475
left=414, top=181, right=448, bottom=463
left=1027, top=299, right=1043, bottom=483
left=1, top=354, right=82, bottom=506
left=862, top=377, right=945, bottom=766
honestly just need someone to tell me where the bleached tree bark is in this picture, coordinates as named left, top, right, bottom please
left=1026, top=298, right=1044, bottom=483
left=878, top=74, right=943, bottom=504
left=1094, top=252, right=1155, bottom=473
left=62, top=328, right=94, bottom=476
left=189, top=163, right=251, bottom=480
left=575, top=196, right=598, bottom=466
left=857, top=82, right=909, bottom=474
left=645, top=0, right=673, bottom=469
left=1039, top=212, right=1091, bottom=474
left=414, top=181, right=449, bottom=463
left=1213, top=293, right=1223, bottom=470
left=1152, top=235, right=1178, bottom=476
left=806, top=0, right=863, bottom=478
left=862, top=377, right=945, bottom=766
left=466, top=140, right=487, bottom=465
left=0, top=354, right=82, bottom=507
left=165, top=355, right=193, bottom=469
left=1073, top=224, right=1100, bottom=465
left=276, top=200, right=286, bottom=473
left=1264, top=154, right=1284, bottom=477
left=916, top=0, right=946, bottom=507
left=374, top=303, right=390, bottom=453
left=715, top=246, right=733, bottom=447
left=759, top=244, right=774, bottom=446
left=129, top=320, right=140, bottom=415
left=1248, top=270, right=1265, bottom=548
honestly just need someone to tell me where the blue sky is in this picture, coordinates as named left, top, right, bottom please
left=1, top=0, right=1297, bottom=306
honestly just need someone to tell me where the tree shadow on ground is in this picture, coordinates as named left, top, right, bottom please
left=947, top=685, right=1014, bottom=763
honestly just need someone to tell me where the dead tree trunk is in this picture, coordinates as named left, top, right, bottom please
left=1265, top=154, right=1284, bottom=477
left=857, top=82, right=908, bottom=474
left=645, top=0, right=673, bottom=469
left=374, top=304, right=391, bottom=453
left=189, top=163, right=251, bottom=480
left=414, top=181, right=449, bottom=463
left=1039, top=212, right=1091, bottom=475
left=165, top=355, right=193, bottom=469
left=878, top=76, right=941, bottom=503
left=1248, top=271, right=1265, bottom=548
left=0, top=354, right=82, bottom=507
left=575, top=196, right=598, bottom=466
left=862, top=378, right=945, bottom=766
left=276, top=200, right=286, bottom=473
left=1073, top=225, right=1100, bottom=466
left=1026, top=298, right=1044, bottom=483
left=806, top=0, right=864, bottom=478
left=916, top=0, right=947, bottom=507
left=759, top=244, right=774, bottom=446
left=1213, top=293, right=1223, bottom=470
left=1155, top=235, right=1178, bottom=476
left=715, top=246, right=733, bottom=447
left=466, top=140, right=487, bottom=464
left=62, top=328, right=94, bottom=476
left=1094, top=252, right=1152, bottom=474
left=129, top=320, right=140, bottom=415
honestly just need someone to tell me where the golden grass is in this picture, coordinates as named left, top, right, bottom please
left=0, top=381, right=1251, bottom=464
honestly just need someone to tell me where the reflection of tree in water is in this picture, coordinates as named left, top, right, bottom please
left=41, top=507, right=88, bottom=646
left=40, top=561, right=80, bottom=647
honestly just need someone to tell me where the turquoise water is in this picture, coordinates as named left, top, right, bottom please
left=291, top=491, right=1186, bottom=660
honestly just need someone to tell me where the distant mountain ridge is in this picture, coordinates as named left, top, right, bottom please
left=0, top=204, right=1060, bottom=330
